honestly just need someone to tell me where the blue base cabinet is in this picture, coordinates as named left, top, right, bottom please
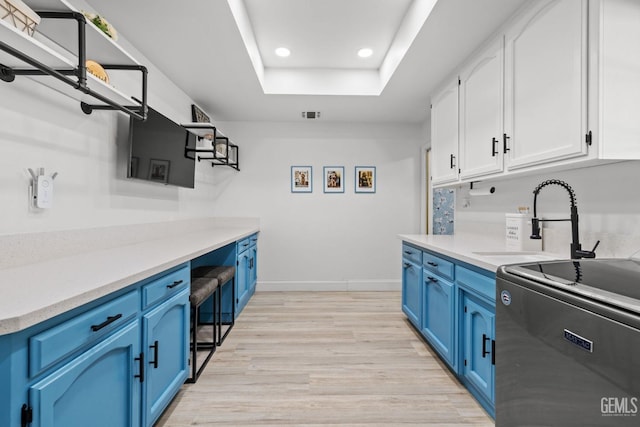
left=142, top=288, right=190, bottom=427
left=460, top=293, right=495, bottom=413
left=30, top=321, right=142, bottom=427
left=236, top=234, right=258, bottom=315
left=421, top=274, right=455, bottom=368
left=0, top=264, right=190, bottom=427
left=457, top=265, right=496, bottom=418
left=401, top=242, right=496, bottom=417
left=401, top=244, right=422, bottom=328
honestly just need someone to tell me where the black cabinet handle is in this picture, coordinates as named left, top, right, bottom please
left=491, top=339, right=496, bottom=365
left=427, top=261, right=438, bottom=267
left=426, top=276, right=438, bottom=283
left=135, top=352, right=145, bottom=383
left=149, top=340, right=159, bottom=369
left=404, top=250, right=412, bottom=255
left=167, top=280, right=183, bottom=289
left=90, top=314, right=122, bottom=332
left=242, top=243, right=249, bottom=247
left=503, top=133, right=511, bottom=153
left=403, top=263, right=411, bottom=269
left=482, top=334, right=491, bottom=358
left=492, top=137, right=498, bottom=157
left=450, top=154, right=456, bottom=169
left=21, top=404, right=32, bottom=427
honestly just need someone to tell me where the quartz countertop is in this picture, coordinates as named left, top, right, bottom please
left=399, top=233, right=566, bottom=272
left=0, top=224, right=259, bottom=335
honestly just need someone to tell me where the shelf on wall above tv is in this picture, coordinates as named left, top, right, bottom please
left=0, top=0, right=147, bottom=120
left=182, top=122, right=240, bottom=171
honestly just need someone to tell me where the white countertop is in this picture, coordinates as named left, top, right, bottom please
left=0, top=225, right=259, bottom=335
left=399, top=233, right=566, bottom=272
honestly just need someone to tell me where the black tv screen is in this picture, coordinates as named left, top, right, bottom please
left=127, top=107, right=196, bottom=188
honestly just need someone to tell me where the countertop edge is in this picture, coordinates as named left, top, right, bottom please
left=399, top=234, right=564, bottom=273
left=0, top=226, right=259, bottom=335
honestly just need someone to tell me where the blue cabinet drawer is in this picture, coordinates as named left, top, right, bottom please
left=237, top=237, right=252, bottom=253
left=29, top=290, right=139, bottom=377
left=423, top=252, right=454, bottom=281
left=456, top=266, right=495, bottom=301
left=141, top=264, right=190, bottom=310
left=402, top=243, right=422, bottom=265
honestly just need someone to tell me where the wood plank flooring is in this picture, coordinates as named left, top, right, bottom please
left=156, top=291, right=494, bottom=426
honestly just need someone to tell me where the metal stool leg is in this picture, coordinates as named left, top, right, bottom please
left=187, top=304, right=198, bottom=383
left=218, top=277, right=235, bottom=346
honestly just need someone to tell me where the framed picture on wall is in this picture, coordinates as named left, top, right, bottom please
left=291, top=166, right=312, bottom=193
left=191, top=104, right=210, bottom=123
left=323, top=166, right=344, bottom=193
left=355, top=166, right=376, bottom=193
left=148, top=159, right=170, bottom=184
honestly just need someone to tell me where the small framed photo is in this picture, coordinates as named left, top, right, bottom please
left=323, top=166, right=344, bottom=193
left=291, top=166, right=312, bottom=193
left=191, top=104, right=210, bottom=123
left=355, top=166, right=376, bottom=193
left=148, top=159, right=170, bottom=184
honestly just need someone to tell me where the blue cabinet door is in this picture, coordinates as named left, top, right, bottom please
left=402, top=260, right=422, bottom=328
left=248, top=244, right=257, bottom=294
left=142, top=288, right=189, bottom=427
left=236, top=250, right=250, bottom=314
left=421, top=274, right=455, bottom=368
left=461, top=293, right=495, bottom=409
left=29, top=321, right=141, bottom=427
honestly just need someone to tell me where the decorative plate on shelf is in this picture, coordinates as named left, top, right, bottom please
left=85, top=60, right=109, bottom=84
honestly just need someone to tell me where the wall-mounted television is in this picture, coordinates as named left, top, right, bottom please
left=127, top=106, right=196, bottom=188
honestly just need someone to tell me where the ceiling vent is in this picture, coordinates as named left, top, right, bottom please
left=302, top=111, right=320, bottom=119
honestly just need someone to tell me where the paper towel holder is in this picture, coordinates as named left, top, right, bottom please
left=469, top=182, right=495, bottom=196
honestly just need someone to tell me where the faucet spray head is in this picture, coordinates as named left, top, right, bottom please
left=530, top=217, right=542, bottom=239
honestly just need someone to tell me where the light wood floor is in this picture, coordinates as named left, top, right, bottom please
left=156, top=291, right=494, bottom=426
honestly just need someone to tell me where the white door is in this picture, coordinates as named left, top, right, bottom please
left=430, top=78, right=459, bottom=184
left=504, top=0, right=588, bottom=170
left=459, top=36, right=504, bottom=179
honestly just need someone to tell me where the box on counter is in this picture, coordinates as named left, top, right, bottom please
left=506, top=213, right=542, bottom=252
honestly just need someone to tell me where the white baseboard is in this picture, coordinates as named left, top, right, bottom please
left=256, top=280, right=401, bottom=292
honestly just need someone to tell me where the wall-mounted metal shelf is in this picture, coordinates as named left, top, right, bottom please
left=182, top=122, right=240, bottom=171
left=0, top=0, right=147, bottom=120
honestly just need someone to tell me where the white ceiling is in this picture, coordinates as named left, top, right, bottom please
left=245, top=0, right=413, bottom=70
left=86, top=0, right=526, bottom=124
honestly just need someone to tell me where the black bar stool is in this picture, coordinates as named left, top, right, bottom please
left=191, top=265, right=236, bottom=346
left=186, top=267, right=219, bottom=383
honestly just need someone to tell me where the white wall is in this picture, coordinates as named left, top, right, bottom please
left=208, top=121, right=424, bottom=289
left=454, top=161, right=640, bottom=258
left=0, top=26, right=425, bottom=289
left=0, top=24, right=219, bottom=235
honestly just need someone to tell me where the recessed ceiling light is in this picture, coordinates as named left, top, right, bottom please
left=275, top=47, right=291, bottom=57
left=357, top=48, right=373, bottom=58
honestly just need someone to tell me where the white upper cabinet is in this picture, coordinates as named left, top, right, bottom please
left=429, top=0, right=640, bottom=187
left=589, top=0, right=640, bottom=159
left=504, top=0, right=589, bottom=170
left=459, top=37, right=505, bottom=179
left=431, top=78, right=459, bottom=185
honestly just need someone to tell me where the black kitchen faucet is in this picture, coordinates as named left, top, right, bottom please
left=530, top=179, right=599, bottom=260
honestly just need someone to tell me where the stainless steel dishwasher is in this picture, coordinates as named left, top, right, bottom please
left=496, top=258, right=640, bottom=426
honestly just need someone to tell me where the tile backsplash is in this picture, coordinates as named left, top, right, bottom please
left=433, top=188, right=455, bottom=235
